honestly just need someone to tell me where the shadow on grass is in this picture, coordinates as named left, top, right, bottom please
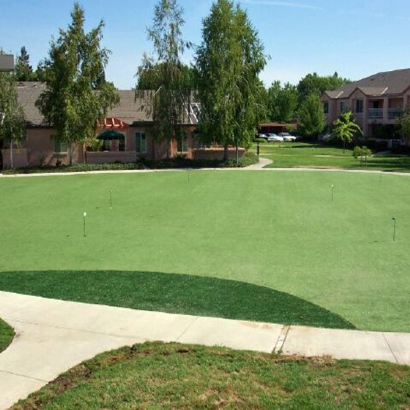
left=0, top=271, right=355, bottom=330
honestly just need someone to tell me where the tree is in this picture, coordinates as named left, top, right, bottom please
left=136, top=0, right=192, bottom=159
left=353, top=146, right=372, bottom=166
left=267, top=80, right=298, bottom=122
left=332, top=111, right=362, bottom=153
left=297, top=94, right=325, bottom=138
left=397, top=108, right=410, bottom=144
left=195, top=0, right=267, bottom=161
left=15, top=46, right=37, bottom=81
left=0, top=67, right=26, bottom=168
left=297, top=72, right=350, bottom=104
left=35, top=3, right=119, bottom=164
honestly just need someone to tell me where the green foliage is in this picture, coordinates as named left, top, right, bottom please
left=397, top=107, right=410, bottom=143
left=297, top=94, right=325, bottom=137
left=297, top=71, right=350, bottom=103
left=14, top=46, right=38, bottom=81
left=195, top=0, right=267, bottom=159
left=353, top=146, right=372, bottom=166
left=332, top=110, right=362, bottom=153
left=0, top=68, right=26, bottom=168
left=35, top=2, right=119, bottom=163
left=136, top=0, right=192, bottom=158
left=267, top=80, right=298, bottom=122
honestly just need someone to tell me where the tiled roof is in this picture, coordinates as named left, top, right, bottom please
left=324, top=68, right=410, bottom=99
left=16, top=82, right=152, bottom=126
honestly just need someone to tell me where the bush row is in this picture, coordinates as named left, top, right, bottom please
left=2, top=153, right=260, bottom=174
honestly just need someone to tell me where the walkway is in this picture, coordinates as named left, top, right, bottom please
left=0, top=291, right=409, bottom=409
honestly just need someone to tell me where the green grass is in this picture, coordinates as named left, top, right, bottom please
left=251, top=142, right=410, bottom=171
left=1, top=171, right=410, bottom=331
left=13, top=342, right=410, bottom=409
left=0, top=271, right=355, bottom=329
left=0, top=318, right=14, bottom=353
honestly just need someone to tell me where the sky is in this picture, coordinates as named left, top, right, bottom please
left=1, top=0, right=410, bottom=90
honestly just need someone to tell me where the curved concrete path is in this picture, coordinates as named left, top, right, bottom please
left=0, top=292, right=409, bottom=409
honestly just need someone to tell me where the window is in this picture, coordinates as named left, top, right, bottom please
left=177, top=134, right=188, bottom=153
left=355, top=99, right=364, bottom=113
left=323, top=102, right=329, bottom=114
left=135, top=132, right=147, bottom=154
left=340, top=101, right=348, bottom=112
left=55, top=140, right=68, bottom=153
left=102, top=140, right=112, bottom=151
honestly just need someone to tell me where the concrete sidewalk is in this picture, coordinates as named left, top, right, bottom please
left=0, top=291, right=409, bottom=409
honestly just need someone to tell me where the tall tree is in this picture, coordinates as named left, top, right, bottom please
left=0, top=68, right=26, bottom=168
left=195, top=0, right=266, bottom=160
left=36, top=3, right=119, bottom=164
left=15, top=46, right=36, bottom=81
left=267, top=80, right=298, bottom=123
left=297, top=72, right=350, bottom=104
left=297, top=94, right=325, bottom=138
left=136, top=0, right=192, bottom=159
left=332, top=110, right=362, bottom=153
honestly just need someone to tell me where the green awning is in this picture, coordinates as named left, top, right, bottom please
left=97, top=130, right=125, bottom=140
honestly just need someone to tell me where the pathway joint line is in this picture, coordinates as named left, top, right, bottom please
left=0, top=369, right=48, bottom=383
left=175, top=316, right=200, bottom=342
left=5, top=318, right=147, bottom=341
left=382, top=332, right=399, bottom=364
left=273, top=325, right=290, bottom=353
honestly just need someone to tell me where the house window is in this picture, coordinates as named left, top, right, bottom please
left=323, top=102, right=329, bottom=114
left=55, top=140, right=68, bottom=153
left=102, top=140, right=112, bottom=151
left=135, top=132, right=147, bottom=154
left=340, top=101, right=348, bottom=112
left=355, top=99, right=364, bottom=114
left=177, top=134, right=188, bottom=153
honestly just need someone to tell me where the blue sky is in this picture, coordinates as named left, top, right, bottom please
left=1, top=0, right=410, bottom=89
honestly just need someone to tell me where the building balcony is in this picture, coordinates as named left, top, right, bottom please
left=369, top=108, right=383, bottom=119
left=388, top=108, right=403, bottom=119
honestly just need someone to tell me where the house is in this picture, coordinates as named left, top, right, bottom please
left=1, top=82, right=245, bottom=169
left=322, top=68, right=410, bottom=139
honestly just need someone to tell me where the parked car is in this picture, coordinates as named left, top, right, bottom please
left=278, top=132, right=297, bottom=141
left=267, top=133, right=284, bottom=142
left=257, top=133, right=268, bottom=140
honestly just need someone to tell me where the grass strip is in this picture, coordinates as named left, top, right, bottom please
left=252, top=142, right=410, bottom=171
left=0, top=318, right=14, bottom=353
left=0, top=270, right=355, bottom=329
left=12, top=341, right=410, bottom=409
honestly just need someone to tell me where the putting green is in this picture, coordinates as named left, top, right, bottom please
left=0, top=170, right=409, bottom=331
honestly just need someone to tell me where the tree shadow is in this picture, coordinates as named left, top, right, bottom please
left=0, top=270, right=355, bottom=330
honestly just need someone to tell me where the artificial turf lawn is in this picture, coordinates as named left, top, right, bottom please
left=0, top=271, right=355, bottom=329
left=1, top=170, right=409, bottom=331
left=0, top=318, right=14, bottom=353
left=13, top=342, right=410, bottom=409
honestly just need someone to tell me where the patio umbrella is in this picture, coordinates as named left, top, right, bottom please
left=97, top=130, right=125, bottom=140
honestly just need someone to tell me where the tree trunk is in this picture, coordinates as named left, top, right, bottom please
left=10, top=138, right=14, bottom=169
left=235, top=142, right=239, bottom=166
left=223, top=143, right=229, bottom=161
left=68, top=143, right=73, bottom=166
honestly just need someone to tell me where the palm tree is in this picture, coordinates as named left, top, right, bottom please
left=332, top=111, right=362, bottom=153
